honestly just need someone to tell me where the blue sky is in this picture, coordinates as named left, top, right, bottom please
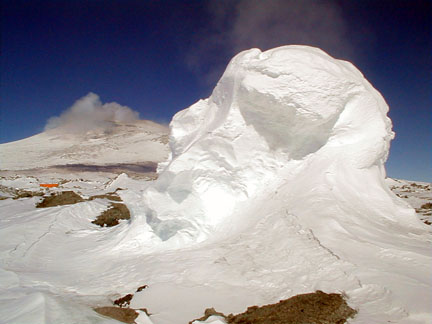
left=0, top=0, right=430, bottom=181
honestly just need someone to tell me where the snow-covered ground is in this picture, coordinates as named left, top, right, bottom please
left=0, top=45, right=431, bottom=324
left=0, top=171, right=430, bottom=323
left=386, top=178, right=432, bottom=225
left=0, top=119, right=169, bottom=170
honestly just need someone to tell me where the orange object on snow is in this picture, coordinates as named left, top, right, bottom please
left=39, top=184, right=59, bottom=188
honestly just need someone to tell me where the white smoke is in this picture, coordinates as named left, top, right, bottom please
left=187, top=0, right=354, bottom=84
left=44, top=92, right=140, bottom=133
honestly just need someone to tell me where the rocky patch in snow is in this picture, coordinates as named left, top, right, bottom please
left=387, top=178, right=432, bottom=225
left=89, top=192, right=123, bottom=202
left=0, top=184, right=44, bottom=200
left=416, top=203, right=432, bottom=225
left=91, top=202, right=131, bottom=227
left=190, top=291, right=357, bottom=324
left=94, top=306, right=140, bottom=324
left=36, top=191, right=85, bottom=208
left=32, top=187, right=131, bottom=227
left=94, top=287, right=151, bottom=324
left=114, top=293, right=135, bottom=308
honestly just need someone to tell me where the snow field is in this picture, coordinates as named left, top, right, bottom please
left=0, top=45, right=431, bottom=323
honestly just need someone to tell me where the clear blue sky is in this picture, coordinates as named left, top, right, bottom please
left=1, top=0, right=430, bottom=181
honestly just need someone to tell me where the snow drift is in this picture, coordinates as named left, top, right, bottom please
left=136, top=45, right=418, bottom=245
left=122, top=45, right=429, bottom=322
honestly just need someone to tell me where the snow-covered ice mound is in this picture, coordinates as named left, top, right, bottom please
left=120, top=45, right=429, bottom=321
left=135, top=45, right=420, bottom=245
left=0, top=46, right=431, bottom=324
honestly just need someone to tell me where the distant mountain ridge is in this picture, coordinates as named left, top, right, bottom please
left=0, top=120, right=170, bottom=170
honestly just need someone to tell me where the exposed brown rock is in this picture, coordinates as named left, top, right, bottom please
left=139, top=308, right=151, bottom=316
left=420, top=202, right=432, bottom=209
left=14, top=190, right=44, bottom=199
left=190, top=291, right=356, bottom=324
left=89, top=193, right=122, bottom=201
left=189, top=308, right=227, bottom=324
left=0, top=184, right=44, bottom=200
left=94, top=306, right=138, bottom=324
left=36, top=191, right=85, bottom=208
left=92, top=202, right=131, bottom=227
left=114, top=294, right=134, bottom=308
left=136, top=285, right=148, bottom=292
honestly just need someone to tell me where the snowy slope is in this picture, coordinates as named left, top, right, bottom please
left=0, top=120, right=169, bottom=170
left=0, top=45, right=431, bottom=324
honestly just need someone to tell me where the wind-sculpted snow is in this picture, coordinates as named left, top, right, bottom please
left=0, top=46, right=431, bottom=324
left=121, top=46, right=430, bottom=322
left=137, top=45, right=403, bottom=244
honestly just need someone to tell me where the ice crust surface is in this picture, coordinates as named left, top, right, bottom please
left=0, top=46, right=431, bottom=324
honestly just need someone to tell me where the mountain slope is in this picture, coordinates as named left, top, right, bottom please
left=0, top=120, right=169, bottom=170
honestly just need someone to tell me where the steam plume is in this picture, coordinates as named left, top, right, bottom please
left=187, top=0, right=354, bottom=84
left=44, top=93, right=139, bottom=133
